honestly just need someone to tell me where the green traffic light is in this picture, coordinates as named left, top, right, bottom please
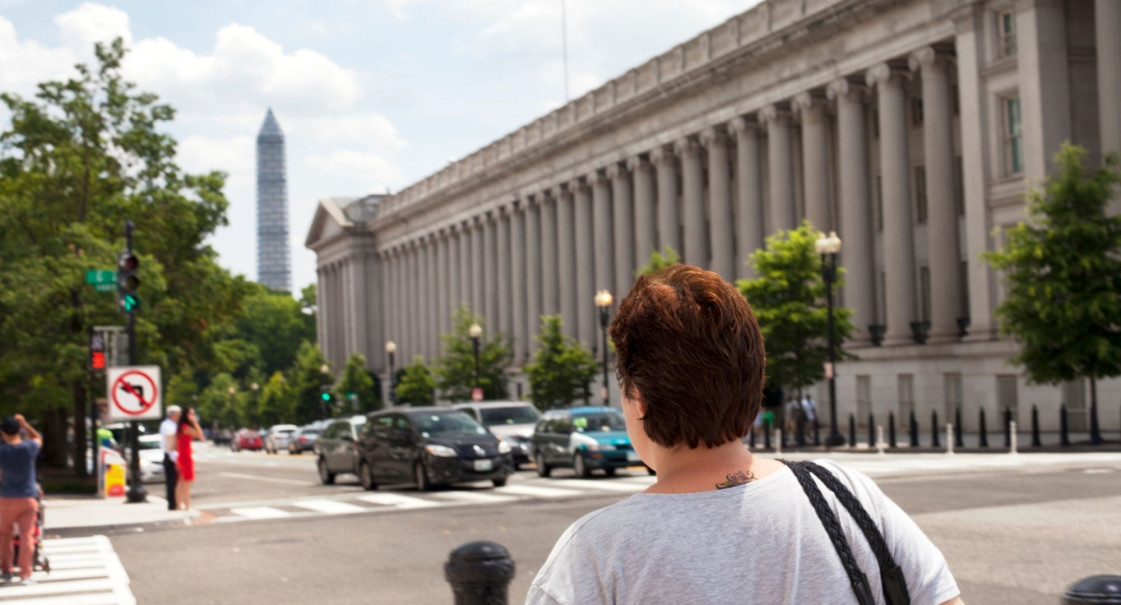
left=321, top=392, right=330, bottom=401
left=123, top=294, right=140, bottom=312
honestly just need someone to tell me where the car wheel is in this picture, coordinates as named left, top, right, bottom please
left=492, top=477, right=507, bottom=488
left=358, top=461, right=377, bottom=491
left=535, top=453, right=551, bottom=478
left=414, top=461, right=432, bottom=492
left=604, top=467, right=617, bottom=477
left=318, top=458, right=336, bottom=485
left=574, top=453, right=592, bottom=478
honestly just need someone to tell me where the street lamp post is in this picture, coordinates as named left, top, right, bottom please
left=386, top=341, right=397, bottom=407
left=319, top=363, right=330, bottom=419
left=250, top=382, right=259, bottom=427
left=815, top=230, right=845, bottom=447
left=468, top=323, right=483, bottom=392
left=594, top=290, right=614, bottom=405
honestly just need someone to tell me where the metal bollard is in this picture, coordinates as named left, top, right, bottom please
left=1062, top=575, right=1121, bottom=604
left=909, top=409, right=919, bottom=448
left=931, top=410, right=940, bottom=448
left=978, top=407, right=989, bottom=448
left=888, top=412, right=897, bottom=449
left=946, top=424, right=954, bottom=455
left=848, top=414, right=856, bottom=449
left=445, top=541, right=515, bottom=605
left=1004, top=407, right=1013, bottom=447
left=867, top=412, right=875, bottom=449
left=1009, top=421, right=1018, bottom=455
left=1061, top=403, right=1071, bottom=447
left=954, top=407, right=964, bottom=448
left=1031, top=404, right=1042, bottom=447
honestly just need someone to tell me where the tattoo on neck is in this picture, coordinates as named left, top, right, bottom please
left=715, top=470, right=757, bottom=490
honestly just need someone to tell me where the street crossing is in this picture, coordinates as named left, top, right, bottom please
left=0, top=536, right=136, bottom=605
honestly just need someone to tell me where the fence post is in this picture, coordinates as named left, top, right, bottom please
left=888, top=412, right=897, bottom=448
left=848, top=413, right=856, bottom=449
left=978, top=407, right=989, bottom=448
left=931, top=410, right=940, bottom=448
left=954, top=407, right=964, bottom=448
left=1061, top=574, right=1121, bottom=604
left=445, top=541, right=515, bottom=605
left=1061, top=404, right=1071, bottom=447
left=909, top=409, right=919, bottom=447
left=1031, top=405, right=1042, bottom=448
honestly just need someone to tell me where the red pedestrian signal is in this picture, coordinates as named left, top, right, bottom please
left=91, top=351, right=106, bottom=370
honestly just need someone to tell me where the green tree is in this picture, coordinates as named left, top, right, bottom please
left=433, top=306, right=514, bottom=401
left=196, top=372, right=242, bottom=430
left=165, top=369, right=199, bottom=409
left=984, top=144, right=1121, bottom=443
left=258, top=371, right=296, bottom=428
left=635, top=245, right=680, bottom=277
left=0, top=39, right=243, bottom=470
left=737, top=221, right=855, bottom=398
left=525, top=315, right=598, bottom=410
left=223, top=285, right=316, bottom=378
left=336, top=353, right=380, bottom=413
left=287, top=341, right=332, bottom=424
left=396, top=356, right=436, bottom=407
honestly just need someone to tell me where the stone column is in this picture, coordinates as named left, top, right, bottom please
left=1099, top=0, right=1121, bottom=159
left=828, top=78, right=876, bottom=346
left=393, top=249, right=404, bottom=354
left=316, top=267, right=327, bottom=362
left=592, top=170, right=614, bottom=297
left=729, top=117, right=764, bottom=279
left=912, top=48, right=963, bottom=344
left=868, top=63, right=916, bottom=346
left=426, top=236, right=438, bottom=360
left=556, top=185, right=579, bottom=341
left=676, top=137, right=705, bottom=266
left=370, top=252, right=385, bottom=373
left=701, top=127, right=735, bottom=279
left=572, top=179, right=596, bottom=350
left=651, top=146, right=681, bottom=255
left=629, top=156, right=657, bottom=268
left=608, top=163, right=635, bottom=298
left=510, top=203, right=527, bottom=363
left=458, top=224, right=470, bottom=309
left=471, top=219, right=484, bottom=320
left=525, top=198, right=542, bottom=355
left=541, top=192, right=559, bottom=318
left=497, top=208, right=512, bottom=337
left=484, top=213, right=498, bottom=335
left=1017, top=0, right=1071, bottom=180
left=794, top=92, right=832, bottom=232
left=760, top=104, right=797, bottom=234
left=436, top=231, right=448, bottom=350
left=406, top=243, right=417, bottom=360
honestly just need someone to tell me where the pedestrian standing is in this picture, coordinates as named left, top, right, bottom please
left=175, top=408, right=203, bottom=511
left=0, top=415, right=42, bottom=585
left=159, top=406, right=181, bottom=511
left=527, top=265, right=963, bottom=605
left=802, top=394, right=818, bottom=441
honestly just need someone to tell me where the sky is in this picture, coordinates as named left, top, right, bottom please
left=0, top=0, right=762, bottom=295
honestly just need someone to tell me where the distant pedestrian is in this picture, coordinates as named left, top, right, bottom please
left=159, top=406, right=181, bottom=511
left=801, top=394, right=818, bottom=441
left=0, top=415, right=42, bottom=584
left=175, top=408, right=203, bottom=511
left=527, top=265, right=962, bottom=605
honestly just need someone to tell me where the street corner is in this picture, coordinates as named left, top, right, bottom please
left=44, top=495, right=201, bottom=538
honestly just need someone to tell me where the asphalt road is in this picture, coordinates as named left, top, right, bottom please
left=104, top=447, right=1121, bottom=605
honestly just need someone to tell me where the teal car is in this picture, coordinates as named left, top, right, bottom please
left=530, top=406, right=647, bottom=478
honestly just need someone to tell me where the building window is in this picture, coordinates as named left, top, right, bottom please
left=1003, top=96, right=1023, bottom=176
left=920, top=265, right=931, bottom=322
left=911, top=97, right=924, bottom=126
left=914, top=165, right=927, bottom=224
left=997, top=11, right=1017, bottom=59
left=875, top=175, right=884, bottom=231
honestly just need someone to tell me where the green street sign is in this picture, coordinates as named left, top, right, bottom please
left=94, top=284, right=115, bottom=293
left=85, top=270, right=117, bottom=286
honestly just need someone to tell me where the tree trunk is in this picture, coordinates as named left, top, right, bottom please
left=40, top=408, right=70, bottom=468
left=71, top=380, right=88, bottom=476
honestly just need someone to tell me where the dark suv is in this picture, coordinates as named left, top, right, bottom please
left=316, top=416, right=367, bottom=485
left=355, top=408, right=514, bottom=491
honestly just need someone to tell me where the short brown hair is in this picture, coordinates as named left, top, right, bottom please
left=608, top=264, right=765, bottom=448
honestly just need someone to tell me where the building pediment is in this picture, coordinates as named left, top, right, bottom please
left=305, top=197, right=358, bottom=251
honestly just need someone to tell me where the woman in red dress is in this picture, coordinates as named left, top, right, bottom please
left=175, top=408, right=203, bottom=511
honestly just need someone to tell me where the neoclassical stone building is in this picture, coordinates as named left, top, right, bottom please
left=307, top=0, right=1121, bottom=433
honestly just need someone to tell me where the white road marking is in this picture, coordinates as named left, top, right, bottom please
left=290, top=499, right=366, bottom=514
left=0, top=535, right=136, bottom=604
left=430, top=491, right=517, bottom=504
left=493, top=484, right=582, bottom=498
left=227, top=506, right=291, bottom=519
left=219, top=472, right=310, bottom=486
left=356, top=494, right=438, bottom=509
left=552, top=479, right=647, bottom=492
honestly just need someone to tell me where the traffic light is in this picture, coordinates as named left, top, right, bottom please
left=320, top=388, right=333, bottom=404
left=117, top=252, right=140, bottom=314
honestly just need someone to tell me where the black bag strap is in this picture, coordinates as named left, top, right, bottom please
left=781, top=460, right=912, bottom=605
left=783, top=461, right=876, bottom=605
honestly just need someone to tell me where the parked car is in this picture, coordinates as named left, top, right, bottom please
left=230, top=428, right=263, bottom=452
left=355, top=408, right=514, bottom=491
left=264, top=424, right=299, bottom=454
left=453, top=401, right=540, bottom=469
left=530, top=406, right=647, bottom=478
left=135, top=434, right=165, bottom=484
left=288, top=426, right=321, bottom=454
left=316, top=416, right=367, bottom=484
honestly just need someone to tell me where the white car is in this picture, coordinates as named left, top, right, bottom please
left=265, top=424, right=299, bottom=454
left=137, top=434, right=166, bottom=484
left=453, top=401, right=541, bottom=470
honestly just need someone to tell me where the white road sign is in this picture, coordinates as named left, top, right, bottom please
left=106, top=365, right=163, bottom=421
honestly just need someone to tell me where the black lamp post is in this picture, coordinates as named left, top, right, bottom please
left=386, top=340, right=397, bottom=406
left=595, top=290, right=614, bottom=405
left=468, top=323, right=483, bottom=391
left=816, top=230, right=846, bottom=447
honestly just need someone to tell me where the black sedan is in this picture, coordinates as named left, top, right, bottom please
left=356, top=408, right=514, bottom=491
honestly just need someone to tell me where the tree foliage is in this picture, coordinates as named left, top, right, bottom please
left=525, top=315, right=598, bottom=411
left=737, top=221, right=855, bottom=395
left=635, top=245, right=680, bottom=277
left=984, top=144, right=1121, bottom=439
left=433, top=306, right=514, bottom=402
left=396, top=356, right=436, bottom=407
left=258, top=371, right=296, bottom=428
left=336, top=353, right=380, bottom=413
left=287, top=341, right=332, bottom=424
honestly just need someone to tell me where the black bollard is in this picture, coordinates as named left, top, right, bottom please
left=909, top=410, right=919, bottom=448
left=931, top=409, right=940, bottom=448
left=764, top=417, right=772, bottom=450
left=813, top=418, right=820, bottom=447
left=1004, top=407, right=1012, bottom=448
left=888, top=412, right=897, bottom=448
left=1061, top=404, right=1071, bottom=447
left=1031, top=404, right=1041, bottom=447
left=867, top=412, right=875, bottom=448
left=848, top=413, right=856, bottom=449
left=1062, top=575, right=1121, bottom=604
left=954, top=407, right=964, bottom=448
left=978, top=407, right=988, bottom=448
left=445, top=541, right=515, bottom=605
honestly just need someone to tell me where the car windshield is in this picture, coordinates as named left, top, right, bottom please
left=479, top=406, right=541, bottom=426
left=410, top=412, right=487, bottom=438
left=137, top=437, right=161, bottom=450
left=278, top=429, right=295, bottom=436
left=302, top=430, right=320, bottom=436
left=573, top=411, right=627, bottom=433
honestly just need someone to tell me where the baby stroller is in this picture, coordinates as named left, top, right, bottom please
left=11, top=485, right=50, bottom=574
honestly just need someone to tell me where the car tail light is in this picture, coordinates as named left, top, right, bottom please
left=300, top=436, right=306, bottom=443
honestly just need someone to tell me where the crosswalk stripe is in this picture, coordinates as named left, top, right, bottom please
left=227, top=506, right=290, bottom=519
left=0, top=592, right=121, bottom=605
left=27, top=569, right=110, bottom=582
left=0, top=578, right=116, bottom=599
left=493, top=484, right=582, bottom=498
left=356, top=494, right=438, bottom=509
left=430, top=491, right=516, bottom=504
left=290, top=500, right=367, bottom=514
left=550, top=479, right=647, bottom=492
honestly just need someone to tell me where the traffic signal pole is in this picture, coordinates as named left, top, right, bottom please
left=124, top=221, right=148, bottom=504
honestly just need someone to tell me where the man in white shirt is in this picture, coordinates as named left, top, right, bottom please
left=801, top=395, right=818, bottom=443
left=159, top=406, right=181, bottom=511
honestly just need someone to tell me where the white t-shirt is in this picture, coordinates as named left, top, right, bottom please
left=527, top=459, right=959, bottom=605
left=159, top=418, right=178, bottom=463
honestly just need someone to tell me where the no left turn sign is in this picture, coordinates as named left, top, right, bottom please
left=107, top=365, right=163, bottom=421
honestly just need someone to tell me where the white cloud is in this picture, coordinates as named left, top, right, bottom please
left=54, top=3, right=131, bottom=53
left=0, top=16, right=78, bottom=95
left=305, top=150, right=403, bottom=191
left=288, top=112, right=407, bottom=149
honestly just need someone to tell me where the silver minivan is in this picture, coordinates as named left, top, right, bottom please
left=453, top=401, right=541, bottom=469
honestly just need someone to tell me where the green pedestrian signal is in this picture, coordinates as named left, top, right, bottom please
left=321, top=391, right=331, bottom=402
left=117, top=252, right=140, bottom=315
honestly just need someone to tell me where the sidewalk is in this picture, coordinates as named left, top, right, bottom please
left=775, top=451, right=1121, bottom=478
left=44, top=495, right=198, bottom=534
